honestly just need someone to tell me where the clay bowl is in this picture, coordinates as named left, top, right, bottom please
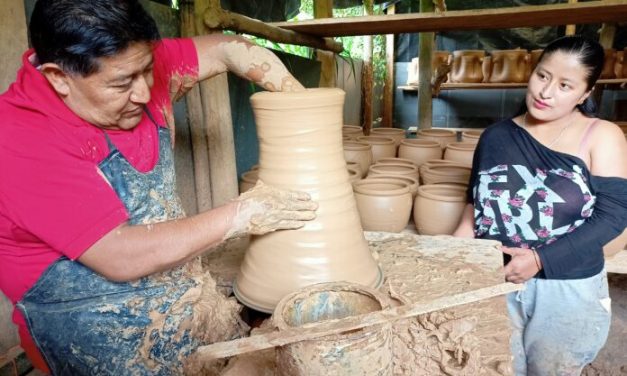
left=418, top=159, right=464, bottom=183
left=343, top=141, right=373, bottom=178
left=416, top=128, right=458, bottom=149
left=604, top=228, right=627, bottom=258
left=413, top=184, right=467, bottom=235
left=342, top=125, right=364, bottom=140
left=356, top=136, right=396, bottom=162
left=366, top=174, right=419, bottom=200
left=460, top=129, right=484, bottom=144
left=375, top=157, right=417, bottom=168
left=353, top=179, right=413, bottom=233
left=398, top=139, right=442, bottom=168
left=421, top=164, right=471, bottom=186
left=371, top=127, right=406, bottom=147
left=239, top=169, right=259, bottom=193
left=444, top=142, right=477, bottom=167
left=368, top=163, right=419, bottom=180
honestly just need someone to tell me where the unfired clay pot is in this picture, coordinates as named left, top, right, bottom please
left=615, top=50, right=626, bottom=79
left=604, top=228, right=627, bottom=258
left=239, top=170, right=259, bottom=193
left=601, top=49, right=617, bottom=79
left=347, top=167, right=361, bottom=184
left=368, top=163, right=419, bottom=180
left=343, top=141, right=373, bottom=178
left=371, top=127, right=406, bottom=147
left=398, top=139, right=442, bottom=167
left=488, top=49, right=530, bottom=83
left=235, top=88, right=382, bottom=313
left=343, top=125, right=364, bottom=140
left=416, top=128, right=457, bottom=149
left=421, top=164, right=472, bottom=186
left=366, top=175, right=419, bottom=200
left=413, top=184, right=467, bottom=235
left=273, top=282, right=393, bottom=376
left=353, top=179, right=413, bottom=233
left=356, top=135, right=396, bottom=162
left=375, top=157, right=417, bottom=168
left=419, top=159, right=463, bottom=177
left=450, top=50, right=486, bottom=83
left=443, top=142, right=477, bottom=167
left=461, top=129, right=484, bottom=144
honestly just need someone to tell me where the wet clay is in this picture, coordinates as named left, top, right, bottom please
left=234, top=88, right=382, bottom=313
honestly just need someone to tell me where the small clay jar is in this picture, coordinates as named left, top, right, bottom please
left=343, top=125, right=364, bottom=140
left=368, top=163, right=419, bottom=180
left=461, top=129, right=483, bottom=144
left=398, top=139, right=442, bottom=167
left=604, top=228, right=627, bottom=258
left=356, top=135, right=396, bottom=162
left=343, top=141, right=373, bottom=178
left=366, top=174, right=419, bottom=200
left=375, top=157, right=417, bottom=168
left=421, top=164, right=471, bottom=186
left=371, top=127, right=406, bottom=147
left=239, top=170, right=259, bottom=193
left=416, top=128, right=457, bottom=150
left=413, top=184, right=467, bottom=235
left=450, top=50, right=486, bottom=83
left=601, top=49, right=617, bottom=79
left=353, top=179, right=413, bottom=233
left=443, top=142, right=477, bottom=167
left=488, top=49, right=530, bottom=83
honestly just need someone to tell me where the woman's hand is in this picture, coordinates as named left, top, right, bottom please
left=502, top=246, right=542, bottom=283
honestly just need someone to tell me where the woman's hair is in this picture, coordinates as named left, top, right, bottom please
left=519, top=35, right=605, bottom=117
left=29, top=0, right=160, bottom=77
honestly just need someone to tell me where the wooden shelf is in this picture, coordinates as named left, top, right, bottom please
left=399, top=78, right=627, bottom=92
left=270, top=1, right=627, bottom=37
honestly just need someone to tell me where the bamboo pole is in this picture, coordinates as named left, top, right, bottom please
left=418, top=0, right=434, bottom=130
left=314, top=0, right=337, bottom=87
left=360, top=1, right=374, bottom=134
left=381, top=4, right=395, bottom=128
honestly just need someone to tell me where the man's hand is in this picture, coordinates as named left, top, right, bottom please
left=502, top=246, right=542, bottom=284
left=224, top=180, right=318, bottom=239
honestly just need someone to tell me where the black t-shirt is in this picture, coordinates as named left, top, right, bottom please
left=468, top=119, right=627, bottom=279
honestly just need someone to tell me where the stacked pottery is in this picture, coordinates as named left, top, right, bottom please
left=416, top=128, right=457, bottom=150
left=235, top=88, right=381, bottom=313
left=239, top=169, right=259, bottom=193
left=450, top=50, right=486, bottom=83
left=601, top=49, right=617, bottom=79
left=365, top=175, right=419, bottom=200
left=488, top=49, right=529, bottom=83
left=444, top=142, right=477, bottom=167
left=421, top=164, right=471, bottom=186
left=461, top=129, right=483, bottom=144
left=342, top=125, right=364, bottom=140
left=371, top=127, right=406, bottom=148
left=368, top=163, right=419, bottom=180
left=615, top=49, right=626, bottom=79
left=375, top=157, right=417, bottom=167
left=398, top=139, right=442, bottom=168
left=353, top=179, right=413, bottom=233
left=343, top=141, right=373, bottom=178
left=346, top=161, right=363, bottom=183
left=356, top=135, right=396, bottom=162
left=413, top=184, right=467, bottom=235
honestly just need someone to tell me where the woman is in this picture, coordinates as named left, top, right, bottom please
left=454, top=36, right=627, bottom=375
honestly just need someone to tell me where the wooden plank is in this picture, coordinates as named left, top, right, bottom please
left=565, top=0, right=579, bottom=36
left=0, top=0, right=28, bottom=92
left=381, top=4, right=395, bottom=128
left=417, top=0, right=434, bottom=130
left=270, top=1, right=627, bottom=37
left=192, top=282, right=522, bottom=361
left=607, top=250, right=627, bottom=274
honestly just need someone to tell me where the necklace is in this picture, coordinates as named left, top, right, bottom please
left=522, top=113, right=571, bottom=148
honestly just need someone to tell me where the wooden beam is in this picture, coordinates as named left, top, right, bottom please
left=270, top=1, right=627, bottom=37
left=418, top=0, right=434, bottom=130
left=203, top=0, right=342, bottom=53
left=361, top=1, right=375, bottom=134
left=314, top=0, right=337, bottom=87
left=565, top=0, right=578, bottom=36
left=381, top=4, right=395, bottom=128
left=191, top=282, right=522, bottom=361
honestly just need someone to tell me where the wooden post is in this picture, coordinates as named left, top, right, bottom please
left=565, top=0, right=578, bottom=36
left=314, top=0, right=337, bottom=88
left=418, top=0, right=434, bottom=130
left=197, top=0, right=239, bottom=207
left=381, top=4, right=396, bottom=128
left=361, top=1, right=375, bottom=134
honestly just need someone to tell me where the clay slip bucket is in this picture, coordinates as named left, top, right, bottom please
left=273, top=282, right=393, bottom=376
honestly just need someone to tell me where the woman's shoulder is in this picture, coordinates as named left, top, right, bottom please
left=588, top=119, right=627, bottom=178
left=479, top=118, right=518, bottom=141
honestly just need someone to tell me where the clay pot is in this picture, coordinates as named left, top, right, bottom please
left=416, top=128, right=457, bottom=149
left=615, top=50, right=626, bottom=79
left=419, top=159, right=462, bottom=175
left=375, top=157, right=417, bottom=168
left=433, top=51, right=451, bottom=73
left=366, top=175, right=419, bottom=200
left=273, top=282, right=393, bottom=376
left=526, top=49, right=544, bottom=80
left=371, top=127, right=406, bottom=147
left=343, top=125, right=364, bottom=140
left=421, top=164, right=471, bottom=186
left=601, top=49, right=617, bottom=79
left=450, top=50, right=486, bottom=83
left=398, top=139, right=442, bottom=167
left=353, top=179, right=413, bottom=233
left=461, top=129, right=484, bottom=144
left=343, top=141, right=373, bottom=178
left=368, top=163, right=419, bottom=180
left=443, top=142, right=477, bottom=167
left=604, top=228, right=627, bottom=258
left=489, top=49, right=530, bottom=83
left=235, top=88, right=382, bottom=313
left=239, top=170, right=259, bottom=193
left=407, top=57, right=419, bottom=85
left=346, top=161, right=363, bottom=183
left=413, top=184, right=467, bottom=235
left=356, top=135, right=396, bottom=162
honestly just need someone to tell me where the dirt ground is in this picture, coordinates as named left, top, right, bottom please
left=582, top=273, right=627, bottom=375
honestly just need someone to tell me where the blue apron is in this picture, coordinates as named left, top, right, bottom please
left=17, top=111, right=214, bottom=375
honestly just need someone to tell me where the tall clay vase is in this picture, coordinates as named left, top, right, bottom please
left=413, top=184, right=467, bottom=235
left=398, top=139, right=442, bottom=167
left=235, top=88, right=382, bottom=313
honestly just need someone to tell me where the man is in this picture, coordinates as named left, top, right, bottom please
left=0, top=0, right=317, bottom=374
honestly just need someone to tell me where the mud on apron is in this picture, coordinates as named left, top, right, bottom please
left=18, top=111, right=219, bottom=375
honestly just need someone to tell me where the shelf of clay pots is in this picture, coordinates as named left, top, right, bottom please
left=399, top=78, right=627, bottom=92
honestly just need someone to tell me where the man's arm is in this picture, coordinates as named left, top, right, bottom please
left=192, top=34, right=305, bottom=92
